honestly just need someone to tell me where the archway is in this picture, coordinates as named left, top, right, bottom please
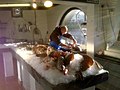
left=60, top=7, right=87, bottom=49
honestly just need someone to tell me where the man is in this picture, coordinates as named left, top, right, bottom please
left=49, top=26, right=71, bottom=52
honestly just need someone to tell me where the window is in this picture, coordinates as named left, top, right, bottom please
left=60, top=8, right=87, bottom=49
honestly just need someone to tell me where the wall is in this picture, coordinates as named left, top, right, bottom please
left=94, top=0, right=120, bottom=53
left=0, top=9, right=48, bottom=43
left=0, top=11, right=13, bottom=38
left=21, top=10, right=48, bottom=42
left=46, top=4, right=87, bottom=35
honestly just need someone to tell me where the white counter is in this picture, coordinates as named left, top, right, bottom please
left=0, top=43, right=109, bottom=90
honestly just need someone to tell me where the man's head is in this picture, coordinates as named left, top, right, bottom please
left=60, top=26, right=68, bottom=35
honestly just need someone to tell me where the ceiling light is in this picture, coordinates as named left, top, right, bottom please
left=0, top=4, right=31, bottom=7
left=44, top=0, right=53, bottom=8
left=32, top=2, right=37, bottom=9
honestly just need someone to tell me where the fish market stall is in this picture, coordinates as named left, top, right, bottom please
left=1, top=43, right=109, bottom=90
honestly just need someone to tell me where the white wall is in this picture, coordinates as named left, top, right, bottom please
left=94, top=0, right=120, bottom=53
left=22, top=10, right=48, bottom=42
left=47, top=5, right=71, bottom=35
left=0, top=10, right=48, bottom=43
left=0, top=11, right=14, bottom=38
left=47, top=4, right=87, bottom=35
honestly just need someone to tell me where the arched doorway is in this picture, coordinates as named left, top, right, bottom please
left=59, top=7, right=87, bottom=50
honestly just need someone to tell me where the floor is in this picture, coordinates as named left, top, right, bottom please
left=0, top=51, right=24, bottom=90
left=95, top=55, right=120, bottom=90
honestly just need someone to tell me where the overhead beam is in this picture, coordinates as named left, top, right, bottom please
left=58, top=0, right=99, bottom=4
left=0, top=4, right=59, bottom=10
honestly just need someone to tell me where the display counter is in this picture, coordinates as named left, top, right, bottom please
left=0, top=43, right=109, bottom=90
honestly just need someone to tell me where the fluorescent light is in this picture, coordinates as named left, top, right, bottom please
left=0, top=4, right=31, bottom=7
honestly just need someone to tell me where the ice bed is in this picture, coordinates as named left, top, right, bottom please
left=2, top=43, right=109, bottom=90
left=104, top=41, right=120, bottom=59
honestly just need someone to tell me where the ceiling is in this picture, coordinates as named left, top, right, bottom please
left=0, top=0, right=117, bottom=4
left=0, top=0, right=95, bottom=10
left=0, top=0, right=118, bottom=9
left=0, top=0, right=99, bottom=5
